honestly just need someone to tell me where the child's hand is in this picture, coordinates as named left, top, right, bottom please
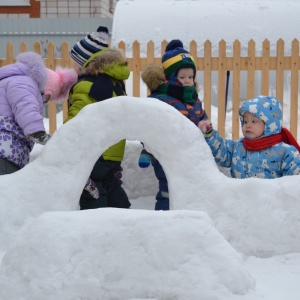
left=198, top=119, right=213, bottom=135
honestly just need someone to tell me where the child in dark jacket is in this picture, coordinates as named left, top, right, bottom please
left=139, top=39, right=208, bottom=210
left=198, top=95, right=300, bottom=178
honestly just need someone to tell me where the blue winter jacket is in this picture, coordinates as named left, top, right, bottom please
left=205, top=96, right=300, bottom=178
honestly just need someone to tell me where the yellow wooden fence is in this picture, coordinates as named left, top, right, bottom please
left=1, top=39, right=299, bottom=139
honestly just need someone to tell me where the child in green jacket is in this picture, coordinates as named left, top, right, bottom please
left=65, top=48, right=131, bottom=210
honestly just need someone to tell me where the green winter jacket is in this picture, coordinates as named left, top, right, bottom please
left=65, top=49, right=130, bottom=162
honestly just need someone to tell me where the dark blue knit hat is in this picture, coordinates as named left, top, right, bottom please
left=97, top=26, right=109, bottom=34
left=70, top=26, right=109, bottom=68
left=162, top=39, right=196, bottom=79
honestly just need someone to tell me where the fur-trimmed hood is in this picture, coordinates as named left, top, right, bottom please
left=141, top=65, right=165, bottom=92
left=141, top=64, right=199, bottom=92
left=80, top=48, right=129, bottom=80
left=0, top=52, right=48, bottom=91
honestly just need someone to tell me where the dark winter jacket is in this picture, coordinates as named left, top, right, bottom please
left=141, top=65, right=207, bottom=125
left=65, top=49, right=130, bottom=162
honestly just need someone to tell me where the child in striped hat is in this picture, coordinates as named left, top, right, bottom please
left=70, top=26, right=109, bottom=73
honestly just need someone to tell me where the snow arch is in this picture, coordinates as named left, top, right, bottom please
left=0, top=96, right=300, bottom=256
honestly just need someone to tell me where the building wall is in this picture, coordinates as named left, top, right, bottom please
left=0, top=0, right=39, bottom=18
left=0, top=18, right=113, bottom=58
left=0, top=0, right=117, bottom=18
left=40, top=0, right=117, bottom=18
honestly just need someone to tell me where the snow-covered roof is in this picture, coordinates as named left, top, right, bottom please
left=112, top=0, right=300, bottom=55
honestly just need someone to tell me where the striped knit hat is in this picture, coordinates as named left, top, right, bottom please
left=162, top=39, right=196, bottom=80
left=70, top=26, right=109, bottom=68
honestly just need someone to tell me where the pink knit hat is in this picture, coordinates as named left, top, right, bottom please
left=44, top=67, right=77, bottom=101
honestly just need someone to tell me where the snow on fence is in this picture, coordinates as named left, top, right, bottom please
left=0, top=39, right=299, bottom=139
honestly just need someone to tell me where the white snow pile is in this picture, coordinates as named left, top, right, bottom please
left=0, top=96, right=300, bottom=299
left=0, top=209, right=254, bottom=300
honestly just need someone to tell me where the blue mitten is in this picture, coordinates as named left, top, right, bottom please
left=138, top=152, right=151, bottom=168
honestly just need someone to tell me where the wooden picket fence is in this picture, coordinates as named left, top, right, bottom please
left=1, top=39, right=300, bottom=139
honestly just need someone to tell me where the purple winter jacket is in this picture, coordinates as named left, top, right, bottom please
left=0, top=52, right=48, bottom=168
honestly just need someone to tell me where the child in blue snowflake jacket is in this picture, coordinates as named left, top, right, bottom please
left=198, top=95, right=300, bottom=178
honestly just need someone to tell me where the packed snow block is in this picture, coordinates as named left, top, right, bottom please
left=0, top=209, right=254, bottom=300
left=1, top=96, right=300, bottom=257
left=0, top=96, right=217, bottom=251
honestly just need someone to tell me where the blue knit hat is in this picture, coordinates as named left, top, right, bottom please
left=70, top=26, right=109, bottom=68
left=162, top=39, right=196, bottom=80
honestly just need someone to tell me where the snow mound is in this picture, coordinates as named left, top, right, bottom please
left=0, top=96, right=300, bottom=257
left=0, top=209, right=254, bottom=300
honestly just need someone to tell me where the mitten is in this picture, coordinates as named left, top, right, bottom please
left=84, top=178, right=100, bottom=199
left=198, top=119, right=213, bottom=136
left=28, top=131, right=52, bottom=145
left=138, top=151, right=151, bottom=168
left=114, top=167, right=123, bottom=180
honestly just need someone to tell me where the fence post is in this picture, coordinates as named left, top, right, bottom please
left=232, top=40, right=241, bottom=140
left=5, top=42, right=15, bottom=66
left=290, top=39, right=299, bottom=138
left=132, top=40, right=141, bottom=97
left=276, top=39, right=284, bottom=106
left=217, top=40, right=227, bottom=138
left=203, top=40, right=212, bottom=119
left=45, top=42, right=57, bottom=134
left=261, top=39, right=270, bottom=95
left=247, top=39, right=256, bottom=100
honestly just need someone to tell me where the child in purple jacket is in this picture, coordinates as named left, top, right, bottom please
left=0, top=51, right=77, bottom=175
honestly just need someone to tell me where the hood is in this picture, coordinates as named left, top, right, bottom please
left=0, top=52, right=48, bottom=91
left=141, top=65, right=165, bottom=92
left=239, top=95, right=283, bottom=136
left=80, top=48, right=130, bottom=80
left=141, top=64, right=199, bottom=93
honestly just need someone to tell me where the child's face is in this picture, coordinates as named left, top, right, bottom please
left=242, top=112, right=265, bottom=139
left=177, top=68, right=194, bottom=86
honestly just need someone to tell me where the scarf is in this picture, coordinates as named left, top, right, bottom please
left=157, top=81, right=198, bottom=104
left=243, top=127, right=300, bottom=152
left=76, top=74, right=126, bottom=102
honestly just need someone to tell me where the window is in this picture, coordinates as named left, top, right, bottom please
left=0, top=0, right=30, bottom=5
